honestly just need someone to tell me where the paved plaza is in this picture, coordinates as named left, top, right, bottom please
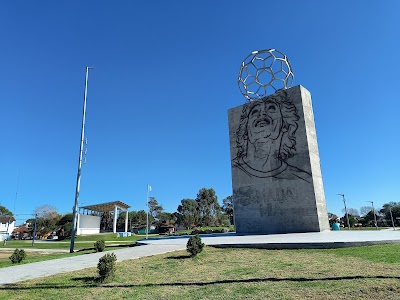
left=140, top=230, right=400, bottom=249
left=1, top=230, right=399, bottom=285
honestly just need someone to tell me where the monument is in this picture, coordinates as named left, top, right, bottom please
left=229, top=49, right=330, bottom=234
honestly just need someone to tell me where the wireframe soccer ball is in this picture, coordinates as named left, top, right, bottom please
left=238, top=49, right=294, bottom=101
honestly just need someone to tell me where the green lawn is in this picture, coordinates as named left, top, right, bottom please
left=0, top=249, right=94, bottom=268
left=0, top=233, right=146, bottom=250
left=340, top=227, right=388, bottom=230
left=1, top=244, right=399, bottom=299
left=0, top=233, right=149, bottom=268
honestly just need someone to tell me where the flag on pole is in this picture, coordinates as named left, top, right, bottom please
left=148, top=184, right=152, bottom=192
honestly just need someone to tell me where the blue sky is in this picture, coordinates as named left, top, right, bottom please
left=1, top=1, right=399, bottom=224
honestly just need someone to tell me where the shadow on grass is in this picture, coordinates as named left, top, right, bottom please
left=165, top=254, right=192, bottom=259
left=71, top=276, right=99, bottom=284
left=2, top=275, right=400, bottom=290
left=75, top=243, right=137, bottom=252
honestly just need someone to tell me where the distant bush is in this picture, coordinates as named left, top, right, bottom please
left=94, top=240, right=106, bottom=252
left=63, top=222, right=73, bottom=238
left=190, top=228, right=231, bottom=235
left=9, top=249, right=27, bottom=264
left=97, top=253, right=117, bottom=282
left=186, top=234, right=204, bottom=257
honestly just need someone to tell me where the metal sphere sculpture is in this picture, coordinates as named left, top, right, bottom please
left=238, top=49, right=294, bottom=101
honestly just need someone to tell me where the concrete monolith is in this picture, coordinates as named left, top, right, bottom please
left=228, top=85, right=329, bottom=234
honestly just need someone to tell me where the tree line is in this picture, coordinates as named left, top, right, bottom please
left=329, top=201, right=400, bottom=228
left=117, top=188, right=234, bottom=231
left=7, top=187, right=234, bottom=238
left=9, top=193, right=399, bottom=237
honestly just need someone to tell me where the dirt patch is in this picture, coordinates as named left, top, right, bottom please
left=0, top=252, right=13, bottom=259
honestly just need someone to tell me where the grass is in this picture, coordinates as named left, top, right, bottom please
left=340, top=227, right=386, bottom=230
left=0, top=244, right=399, bottom=299
left=0, top=233, right=150, bottom=268
left=301, top=244, right=400, bottom=264
left=0, top=233, right=146, bottom=250
left=174, top=226, right=234, bottom=235
left=0, top=249, right=94, bottom=268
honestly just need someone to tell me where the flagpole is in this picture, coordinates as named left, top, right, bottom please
left=146, top=185, right=149, bottom=239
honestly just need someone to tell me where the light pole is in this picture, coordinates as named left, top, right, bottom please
left=32, top=213, right=38, bottom=246
left=337, top=194, right=351, bottom=230
left=389, top=206, right=395, bottom=230
left=146, top=185, right=151, bottom=240
left=367, top=201, right=378, bottom=230
left=70, top=66, right=94, bottom=253
left=3, top=216, right=11, bottom=246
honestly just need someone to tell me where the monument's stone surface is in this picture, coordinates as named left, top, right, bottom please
left=228, top=85, right=330, bottom=234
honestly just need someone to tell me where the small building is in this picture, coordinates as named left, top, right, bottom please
left=0, top=216, right=15, bottom=241
left=159, top=224, right=175, bottom=234
left=12, top=224, right=31, bottom=240
left=77, top=201, right=130, bottom=235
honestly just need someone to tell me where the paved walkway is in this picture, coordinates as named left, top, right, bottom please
left=140, top=230, right=400, bottom=249
left=0, top=244, right=185, bottom=285
left=1, top=230, right=399, bottom=285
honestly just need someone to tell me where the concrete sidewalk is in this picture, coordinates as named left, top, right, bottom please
left=0, top=244, right=185, bottom=285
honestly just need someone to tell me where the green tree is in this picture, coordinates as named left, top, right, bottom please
left=100, top=211, right=112, bottom=231
left=341, top=214, right=357, bottom=228
left=57, top=213, right=73, bottom=239
left=360, top=211, right=377, bottom=227
left=117, top=210, right=151, bottom=230
left=196, top=188, right=221, bottom=226
left=171, top=212, right=182, bottom=225
left=222, top=196, right=234, bottom=225
left=57, top=213, right=73, bottom=225
left=186, top=234, right=204, bottom=257
left=0, top=205, right=13, bottom=217
left=158, top=212, right=172, bottom=223
left=148, top=197, right=163, bottom=220
left=380, top=202, right=400, bottom=226
left=133, top=210, right=149, bottom=226
left=177, top=199, right=199, bottom=228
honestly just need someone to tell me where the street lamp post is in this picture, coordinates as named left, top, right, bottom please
left=389, top=206, right=395, bottom=230
left=32, top=213, right=38, bottom=246
left=70, top=66, right=94, bottom=253
left=367, top=201, right=378, bottom=230
left=3, top=216, right=11, bottom=246
left=337, top=194, right=351, bottom=230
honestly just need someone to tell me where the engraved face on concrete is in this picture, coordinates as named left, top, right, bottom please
left=247, top=101, right=282, bottom=145
left=232, top=90, right=312, bottom=183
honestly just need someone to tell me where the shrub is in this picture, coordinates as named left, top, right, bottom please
left=186, top=234, right=205, bottom=257
left=9, top=249, right=27, bottom=264
left=97, top=252, right=117, bottom=282
left=94, top=240, right=106, bottom=252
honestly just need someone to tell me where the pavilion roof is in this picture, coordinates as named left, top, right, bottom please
left=80, top=201, right=130, bottom=212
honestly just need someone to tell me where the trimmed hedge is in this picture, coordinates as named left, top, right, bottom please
left=94, top=240, right=106, bottom=252
left=97, top=252, right=117, bottom=282
left=9, top=249, right=27, bottom=264
left=186, top=234, right=204, bottom=257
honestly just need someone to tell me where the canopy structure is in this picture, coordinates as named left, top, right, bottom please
left=79, top=201, right=131, bottom=234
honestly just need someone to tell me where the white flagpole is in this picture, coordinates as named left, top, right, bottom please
left=146, top=185, right=149, bottom=239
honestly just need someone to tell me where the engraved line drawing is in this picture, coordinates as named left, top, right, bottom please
left=232, top=90, right=311, bottom=183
